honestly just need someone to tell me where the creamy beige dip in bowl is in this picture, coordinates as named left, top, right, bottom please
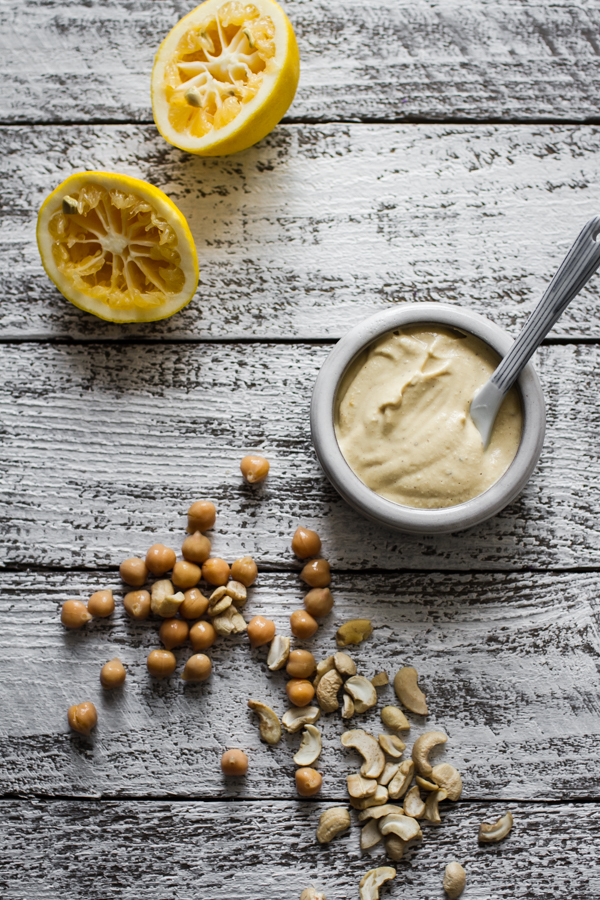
left=311, top=305, right=546, bottom=534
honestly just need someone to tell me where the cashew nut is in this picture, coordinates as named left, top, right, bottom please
left=357, top=803, right=405, bottom=822
left=293, top=724, right=321, bottom=766
left=378, top=734, right=405, bottom=758
left=379, top=813, right=422, bottom=842
left=334, top=651, right=356, bottom=677
left=378, top=762, right=399, bottom=786
left=385, top=835, right=405, bottom=861
left=361, top=818, right=383, bottom=850
left=151, top=580, right=184, bottom=617
left=345, top=675, right=378, bottom=713
left=316, top=807, right=351, bottom=844
left=225, top=580, right=247, bottom=606
left=423, top=788, right=447, bottom=825
left=416, top=776, right=439, bottom=792
left=267, top=635, right=290, bottom=671
left=371, top=671, right=389, bottom=687
left=347, top=773, right=377, bottom=799
left=313, top=655, right=335, bottom=689
left=300, top=889, right=325, bottom=900
left=394, top=666, right=428, bottom=716
left=336, top=618, right=373, bottom=648
left=316, top=668, right=343, bottom=713
left=350, top=784, right=389, bottom=810
left=478, top=811, right=513, bottom=843
left=359, top=867, right=396, bottom=900
left=282, top=706, right=320, bottom=734
left=247, top=699, right=281, bottom=745
left=411, top=731, right=447, bottom=776
left=341, top=729, right=385, bottom=779
left=341, top=692, right=355, bottom=719
left=403, top=786, right=425, bottom=819
left=443, top=862, right=466, bottom=899
left=388, top=759, right=414, bottom=800
left=381, top=705, right=410, bottom=732
left=432, top=763, right=462, bottom=801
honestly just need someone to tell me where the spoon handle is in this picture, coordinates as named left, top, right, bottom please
left=491, top=216, right=600, bottom=395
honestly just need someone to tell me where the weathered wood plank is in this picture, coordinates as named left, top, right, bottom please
left=0, top=799, right=598, bottom=899
left=1, top=568, right=599, bottom=798
left=1, top=1, right=599, bottom=125
left=2, top=341, right=600, bottom=569
left=4, top=124, right=600, bottom=340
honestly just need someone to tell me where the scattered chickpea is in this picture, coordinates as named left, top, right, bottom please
left=147, top=649, right=177, bottom=678
left=180, top=587, right=209, bottom=620
left=230, top=556, right=258, bottom=587
left=300, top=559, right=331, bottom=588
left=190, top=620, right=217, bottom=651
left=286, top=649, right=316, bottom=678
left=145, top=543, right=176, bottom=576
left=119, top=557, right=148, bottom=587
left=67, top=701, right=97, bottom=736
left=61, top=599, right=92, bottom=629
left=123, top=590, right=151, bottom=621
left=295, top=767, right=322, bottom=797
left=100, top=658, right=126, bottom=689
left=303, top=587, right=334, bottom=617
left=202, top=558, right=230, bottom=586
left=290, top=609, right=318, bottom=640
left=247, top=615, right=276, bottom=648
left=182, top=532, right=211, bottom=565
left=240, top=455, right=270, bottom=484
left=221, top=748, right=248, bottom=776
left=159, top=618, right=189, bottom=650
left=187, top=500, right=216, bottom=533
left=182, top=653, right=212, bottom=682
left=172, top=560, right=201, bottom=590
left=87, top=589, right=115, bottom=618
left=291, top=526, right=322, bottom=560
left=286, top=678, right=315, bottom=707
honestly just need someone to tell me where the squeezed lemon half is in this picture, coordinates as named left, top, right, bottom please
left=151, top=0, right=299, bottom=156
left=37, top=171, right=199, bottom=323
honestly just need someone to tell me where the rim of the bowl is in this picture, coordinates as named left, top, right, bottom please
left=310, top=304, right=546, bottom=534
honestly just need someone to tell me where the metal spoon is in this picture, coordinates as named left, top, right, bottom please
left=470, top=216, right=600, bottom=448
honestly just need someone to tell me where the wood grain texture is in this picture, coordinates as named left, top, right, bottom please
left=5, top=123, right=600, bottom=340
left=2, top=340, right=600, bottom=570
left=1, top=0, right=600, bottom=125
left=1, top=568, right=599, bottom=798
left=1, top=799, right=599, bottom=899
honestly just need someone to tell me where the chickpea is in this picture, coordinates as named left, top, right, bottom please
left=295, top=767, right=322, bottom=797
left=240, top=454, right=270, bottom=484
left=286, top=678, right=315, bottom=707
left=303, top=587, right=334, bottom=617
left=61, top=599, right=92, bottom=629
left=230, top=556, right=258, bottom=587
left=87, top=589, right=115, bottom=618
left=119, top=557, right=148, bottom=587
left=286, top=649, right=316, bottom=679
left=202, top=558, right=230, bottom=586
left=190, top=620, right=217, bottom=651
left=100, top=658, right=126, bottom=689
left=147, top=649, right=176, bottom=677
left=145, top=543, right=176, bottom=576
left=291, top=526, right=322, bottom=560
left=67, top=701, right=97, bottom=736
left=123, top=590, right=151, bottom=621
left=171, top=560, right=201, bottom=590
left=300, top=559, right=331, bottom=588
left=182, top=531, right=211, bottom=565
left=221, top=748, right=248, bottom=776
left=187, top=500, right=216, bottom=533
left=290, top=609, right=318, bottom=640
left=180, top=587, right=209, bottom=620
left=247, top=615, right=276, bottom=648
left=181, top=653, right=212, bottom=682
left=159, top=618, right=189, bottom=650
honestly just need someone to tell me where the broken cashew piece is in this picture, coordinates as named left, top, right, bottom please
left=316, top=668, right=343, bottom=713
left=347, top=773, right=378, bottom=799
left=345, top=675, right=377, bottom=714
left=423, top=788, right=447, bottom=825
left=350, top=784, right=388, bottom=810
left=378, top=762, right=400, bottom=786
left=394, top=666, right=428, bottom=716
left=380, top=705, right=410, bottom=732
left=361, top=818, right=383, bottom=851
left=379, top=814, right=422, bottom=843
left=388, top=759, right=414, bottom=800
left=282, top=706, right=320, bottom=734
left=378, top=734, right=405, bottom=758
left=300, top=889, right=326, bottom=900
left=357, top=803, right=404, bottom=822
left=151, top=580, right=184, bottom=617
left=225, top=580, right=247, bottom=606
left=247, top=700, right=281, bottom=745
left=478, top=810, right=514, bottom=843
left=313, top=655, right=335, bottom=689
left=432, top=763, right=462, bottom=801
left=267, top=635, right=290, bottom=671
left=385, top=835, right=405, bottom=861
left=359, top=867, right=396, bottom=900
left=403, top=785, right=425, bottom=818
left=213, top=605, right=247, bottom=635
left=334, top=651, right=356, bottom=677
left=341, top=692, right=355, bottom=719
left=341, top=729, right=385, bottom=779
left=336, top=618, right=373, bottom=648
left=371, top=671, right=389, bottom=687
left=316, top=807, right=351, bottom=844
left=416, top=775, right=439, bottom=792
left=443, top=861, right=466, bottom=899
left=293, top=724, right=321, bottom=766
left=411, top=731, right=448, bottom=776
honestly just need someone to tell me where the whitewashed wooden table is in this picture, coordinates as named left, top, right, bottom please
left=2, top=1, right=600, bottom=897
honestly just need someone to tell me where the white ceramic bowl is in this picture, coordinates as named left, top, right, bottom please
left=310, top=304, right=546, bottom=534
